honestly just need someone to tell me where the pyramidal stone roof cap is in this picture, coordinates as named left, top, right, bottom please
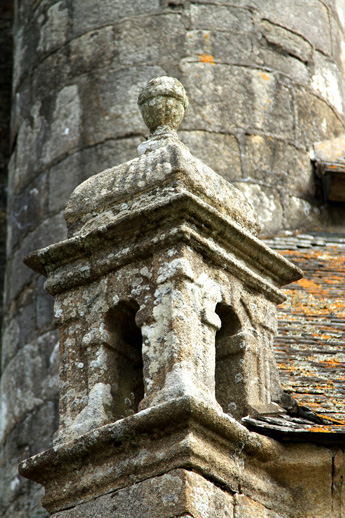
left=25, top=77, right=302, bottom=294
left=64, top=76, right=259, bottom=237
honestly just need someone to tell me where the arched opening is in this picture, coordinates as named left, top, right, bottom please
left=215, top=302, right=244, bottom=418
left=105, top=300, right=144, bottom=419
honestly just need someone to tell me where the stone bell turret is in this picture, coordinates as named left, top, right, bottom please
left=19, top=77, right=302, bottom=517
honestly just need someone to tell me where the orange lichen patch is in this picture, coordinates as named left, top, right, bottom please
left=320, top=414, right=345, bottom=425
left=274, top=241, right=345, bottom=421
left=296, top=278, right=319, bottom=290
left=203, top=33, right=210, bottom=42
left=323, top=276, right=344, bottom=283
left=261, top=72, right=270, bottom=81
left=308, top=426, right=332, bottom=433
left=199, top=53, right=215, bottom=65
left=320, top=359, right=342, bottom=367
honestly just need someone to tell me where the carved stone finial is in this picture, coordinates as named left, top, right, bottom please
left=138, top=76, right=188, bottom=134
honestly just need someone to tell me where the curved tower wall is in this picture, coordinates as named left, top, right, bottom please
left=1, top=1, right=345, bottom=516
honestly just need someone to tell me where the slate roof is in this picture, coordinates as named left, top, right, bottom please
left=243, top=233, right=345, bottom=441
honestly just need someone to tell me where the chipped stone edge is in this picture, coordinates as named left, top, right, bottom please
left=24, top=192, right=302, bottom=303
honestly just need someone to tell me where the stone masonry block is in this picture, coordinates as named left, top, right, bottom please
left=41, top=84, right=81, bottom=166
left=330, top=13, right=345, bottom=77
left=12, top=26, right=37, bottom=93
left=79, top=65, right=165, bottom=146
left=179, top=129, right=242, bottom=181
left=69, top=26, right=117, bottom=76
left=259, top=0, right=332, bottom=56
left=71, top=0, right=160, bottom=37
left=190, top=3, right=254, bottom=32
left=0, top=330, right=58, bottom=457
left=295, top=86, right=345, bottom=148
left=186, top=29, right=252, bottom=64
left=181, top=63, right=294, bottom=139
left=48, top=137, right=143, bottom=214
left=234, top=494, right=283, bottom=517
left=54, top=470, right=234, bottom=518
left=6, top=212, right=66, bottom=303
left=7, top=172, right=48, bottom=253
left=31, top=45, right=70, bottom=103
left=12, top=101, right=49, bottom=195
left=234, top=182, right=283, bottom=234
left=1, top=317, right=20, bottom=371
left=244, top=135, right=314, bottom=197
left=257, top=19, right=313, bottom=64
left=11, top=76, right=33, bottom=141
left=36, top=2, right=69, bottom=55
left=280, top=193, right=321, bottom=231
left=311, top=50, right=345, bottom=116
left=36, top=278, right=55, bottom=331
left=0, top=420, right=50, bottom=518
left=0, top=344, right=45, bottom=444
left=335, top=0, right=345, bottom=31
left=254, top=47, right=310, bottom=85
left=116, top=13, right=186, bottom=68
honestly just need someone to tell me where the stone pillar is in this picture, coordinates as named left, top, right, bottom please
left=19, top=77, right=303, bottom=517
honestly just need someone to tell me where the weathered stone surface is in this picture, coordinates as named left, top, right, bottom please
left=257, top=19, right=313, bottom=65
left=295, top=86, right=344, bottom=148
left=11, top=102, right=49, bottom=194
left=20, top=394, right=336, bottom=518
left=0, top=330, right=59, bottom=444
left=54, top=469, right=234, bottom=518
left=244, top=135, right=314, bottom=196
left=312, top=51, right=345, bottom=116
left=190, top=3, right=254, bottom=32
left=258, top=0, right=332, bottom=56
left=0, top=0, right=12, bottom=333
left=42, top=85, right=82, bottom=165
left=280, top=193, right=322, bottom=231
left=69, top=26, right=116, bottom=76
left=234, top=182, right=284, bottom=234
left=181, top=63, right=295, bottom=139
left=138, top=76, right=188, bottom=132
left=48, top=137, right=143, bottom=214
left=20, top=78, right=301, bottom=458
left=334, top=0, right=345, bottom=31
left=5, top=212, right=66, bottom=304
left=31, top=47, right=70, bottom=103
left=234, top=494, right=283, bottom=517
left=36, top=2, right=68, bottom=55
left=117, top=13, right=186, bottom=70
left=1, top=287, right=36, bottom=369
left=255, top=47, right=310, bottom=85
left=7, top=172, right=48, bottom=253
left=79, top=65, right=165, bottom=146
left=179, top=130, right=242, bottom=180
left=4, top=2, right=345, bottom=517
left=330, top=13, right=345, bottom=78
left=71, top=0, right=160, bottom=37
left=186, top=29, right=252, bottom=64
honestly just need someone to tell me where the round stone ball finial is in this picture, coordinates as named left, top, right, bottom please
left=138, top=76, right=188, bottom=134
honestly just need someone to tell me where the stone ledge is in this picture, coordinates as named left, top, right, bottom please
left=53, top=469, right=235, bottom=518
left=24, top=190, right=301, bottom=301
left=19, top=396, right=333, bottom=517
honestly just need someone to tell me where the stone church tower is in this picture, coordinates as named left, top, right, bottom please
left=1, top=1, right=345, bottom=517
